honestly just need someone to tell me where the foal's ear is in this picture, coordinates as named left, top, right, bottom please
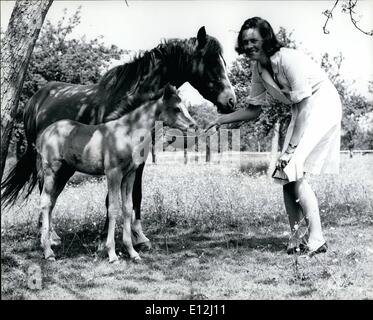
left=197, top=26, right=207, bottom=49
left=163, top=83, right=177, bottom=100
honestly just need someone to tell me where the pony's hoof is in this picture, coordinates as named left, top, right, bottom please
left=46, top=256, right=56, bottom=262
left=134, top=241, right=152, bottom=252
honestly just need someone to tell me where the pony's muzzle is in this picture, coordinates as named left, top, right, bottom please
left=217, top=88, right=237, bottom=114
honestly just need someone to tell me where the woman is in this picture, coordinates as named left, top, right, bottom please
left=208, top=17, right=342, bottom=255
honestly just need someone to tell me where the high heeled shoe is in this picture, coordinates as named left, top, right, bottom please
left=288, top=241, right=328, bottom=256
left=308, top=242, right=328, bottom=257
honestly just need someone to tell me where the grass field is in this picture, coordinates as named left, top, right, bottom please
left=1, top=153, right=372, bottom=300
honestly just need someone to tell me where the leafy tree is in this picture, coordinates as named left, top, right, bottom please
left=9, top=7, right=126, bottom=158
left=321, top=52, right=373, bottom=149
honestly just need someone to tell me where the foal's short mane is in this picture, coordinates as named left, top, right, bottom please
left=105, top=89, right=164, bottom=121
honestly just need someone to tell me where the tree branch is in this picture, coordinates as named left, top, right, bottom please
left=346, top=0, right=373, bottom=36
left=323, top=0, right=373, bottom=36
left=322, top=0, right=340, bottom=34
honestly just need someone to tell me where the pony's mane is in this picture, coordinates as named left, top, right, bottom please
left=98, top=38, right=194, bottom=98
left=100, top=35, right=223, bottom=120
left=98, top=35, right=223, bottom=99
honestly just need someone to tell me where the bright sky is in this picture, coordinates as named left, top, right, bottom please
left=1, top=0, right=373, bottom=98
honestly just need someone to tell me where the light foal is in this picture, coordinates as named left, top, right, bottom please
left=36, top=84, right=197, bottom=262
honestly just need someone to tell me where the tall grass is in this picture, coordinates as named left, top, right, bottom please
left=2, top=154, right=372, bottom=239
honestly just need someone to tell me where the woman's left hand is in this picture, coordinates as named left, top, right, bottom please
left=276, top=152, right=293, bottom=169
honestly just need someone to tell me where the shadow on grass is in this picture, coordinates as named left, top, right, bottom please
left=54, top=227, right=101, bottom=259
left=2, top=223, right=289, bottom=266
left=149, top=229, right=288, bottom=255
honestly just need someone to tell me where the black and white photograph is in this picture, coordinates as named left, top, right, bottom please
left=1, top=0, right=372, bottom=303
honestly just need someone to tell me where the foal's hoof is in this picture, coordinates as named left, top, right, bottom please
left=134, top=241, right=152, bottom=252
left=50, top=231, right=62, bottom=247
left=96, top=243, right=106, bottom=258
left=46, top=256, right=56, bottom=262
left=50, top=238, right=61, bottom=247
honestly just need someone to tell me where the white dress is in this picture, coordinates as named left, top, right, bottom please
left=249, top=48, right=342, bottom=183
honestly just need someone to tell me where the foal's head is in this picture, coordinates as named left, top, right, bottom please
left=157, top=84, right=198, bottom=131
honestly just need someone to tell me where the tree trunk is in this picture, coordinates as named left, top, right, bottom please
left=206, top=136, right=211, bottom=163
left=267, top=120, right=280, bottom=177
left=151, top=143, right=156, bottom=164
left=0, top=0, right=53, bottom=181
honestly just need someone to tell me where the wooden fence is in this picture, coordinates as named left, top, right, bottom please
left=146, top=150, right=373, bottom=165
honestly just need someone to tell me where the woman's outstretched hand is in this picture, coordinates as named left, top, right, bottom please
left=205, top=119, right=221, bottom=133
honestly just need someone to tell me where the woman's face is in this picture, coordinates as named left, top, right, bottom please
left=241, top=28, right=267, bottom=62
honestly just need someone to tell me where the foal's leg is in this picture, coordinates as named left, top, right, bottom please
left=38, top=164, right=75, bottom=247
left=100, top=163, right=151, bottom=252
left=97, top=194, right=110, bottom=255
left=39, top=162, right=67, bottom=260
left=131, top=163, right=151, bottom=250
left=105, top=169, right=123, bottom=263
left=121, top=171, right=141, bottom=261
left=37, top=158, right=59, bottom=246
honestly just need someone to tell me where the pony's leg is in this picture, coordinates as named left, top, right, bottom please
left=121, top=171, right=141, bottom=261
left=105, top=169, right=123, bottom=263
left=131, top=163, right=151, bottom=250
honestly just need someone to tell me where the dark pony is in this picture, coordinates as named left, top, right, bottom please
left=1, top=26, right=236, bottom=250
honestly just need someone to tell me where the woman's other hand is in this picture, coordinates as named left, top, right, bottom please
left=276, top=152, right=293, bottom=169
left=276, top=144, right=297, bottom=169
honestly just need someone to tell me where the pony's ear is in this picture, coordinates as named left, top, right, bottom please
left=197, top=26, right=207, bottom=49
left=163, top=83, right=176, bottom=100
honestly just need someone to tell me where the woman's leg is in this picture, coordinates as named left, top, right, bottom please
left=293, top=178, right=326, bottom=252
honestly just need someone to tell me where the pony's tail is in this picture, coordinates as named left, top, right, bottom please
left=1, top=145, right=38, bottom=208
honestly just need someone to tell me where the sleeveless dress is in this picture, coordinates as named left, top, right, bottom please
left=248, top=48, right=342, bottom=184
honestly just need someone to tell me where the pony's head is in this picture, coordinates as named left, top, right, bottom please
left=157, top=84, right=198, bottom=131
left=188, top=26, right=236, bottom=114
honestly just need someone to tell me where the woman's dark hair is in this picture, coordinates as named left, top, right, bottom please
left=235, top=17, right=283, bottom=56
